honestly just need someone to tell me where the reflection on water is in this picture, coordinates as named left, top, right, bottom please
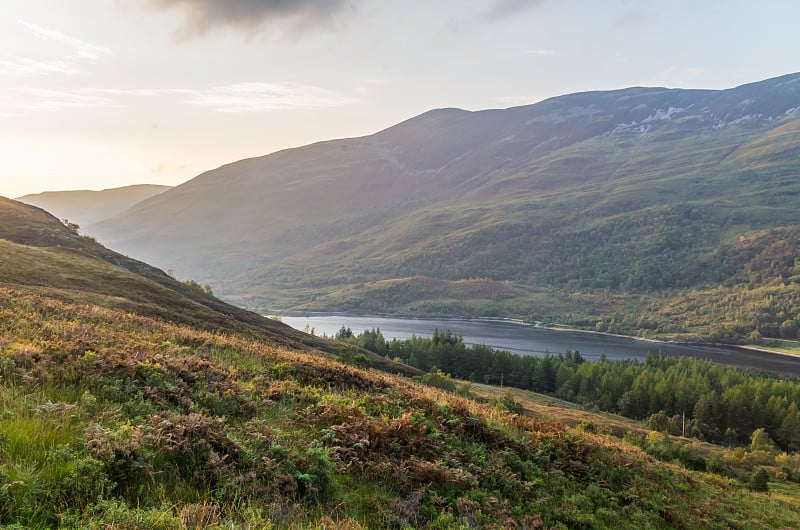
left=279, top=314, right=800, bottom=376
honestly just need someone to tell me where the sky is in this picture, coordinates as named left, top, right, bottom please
left=1, top=0, right=799, bottom=198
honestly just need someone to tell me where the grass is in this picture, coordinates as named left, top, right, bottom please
left=2, top=197, right=800, bottom=527
left=471, top=382, right=654, bottom=437
left=2, top=285, right=800, bottom=527
left=749, top=339, right=800, bottom=356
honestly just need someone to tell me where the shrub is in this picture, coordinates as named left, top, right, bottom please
left=455, top=381, right=475, bottom=398
left=420, top=369, right=456, bottom=392
left=577, top=420, right=597, bottom=434
left=749, top=467, right=769, bottom=492
left=492, top=390, right=526, bottom=415
left=338, top=347, right=372, bottom=370
left=677, top=444, right=707, bottom=471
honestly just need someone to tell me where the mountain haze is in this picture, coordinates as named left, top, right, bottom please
left=17, top=184, right=171, bottom=228
left=90, top=73, right=800, bottom=333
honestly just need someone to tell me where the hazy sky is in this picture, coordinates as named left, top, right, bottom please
left=2, top=0, right=798, bottom=198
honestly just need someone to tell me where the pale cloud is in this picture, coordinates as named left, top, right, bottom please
left=181, top=82, right=356, bottom=113
left=7, top=83, right=355, bottom=114
left=1, top=21, right=112, bottom=78
left=524, top=49, right=555, bottom=56
left=141, top=0, right=357, bottom=40
left=150, top=161, right=169, bottom=174
left=353, top=75, right=392, bottom=95
left=483, top=0, right=546, bottom=21
left=86, top=87, right=169, bottom=97
left=10, top=88, right=115, bottom=111
left=150, top=161, right=188, bottom=174
left=18, top=21, right=112, bottom=60
left=0, top=57, right=79, bottom=76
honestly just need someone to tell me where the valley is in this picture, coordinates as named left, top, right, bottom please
left=75, top=74, right=800, bottom=345
left=4, top=3, right=800, bottom=528
left=3, top=73, right=800, bottom=529
left=1, top=197, right=799, bottom=528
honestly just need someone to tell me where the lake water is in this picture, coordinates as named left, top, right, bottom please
left=280, top=314, right=800, bottom=376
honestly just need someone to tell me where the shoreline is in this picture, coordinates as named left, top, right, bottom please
left=731, top=344, right=800, bottom=360
left=272, top=310, right=799, bottom=360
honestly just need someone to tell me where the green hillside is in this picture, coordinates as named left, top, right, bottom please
left=86, top=74, right=800, bottom=341
left=231, top=122, right=800, bottom=341
left=2, top=199, right=800, bottom=528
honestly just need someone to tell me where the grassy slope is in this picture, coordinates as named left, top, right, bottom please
left=81, top=78, right=800, bottom=339
left=1, top=199, right=799, bottom=528
left=0, top=197, right=414, bottom=374
left=232, top=119, right=800, bottom=340
left=64, top=80, right=800, bottom=340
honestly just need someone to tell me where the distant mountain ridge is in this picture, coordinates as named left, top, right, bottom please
left=88, top=73, right=800, bottom=335
left=17, top=184, right=171, bottom=228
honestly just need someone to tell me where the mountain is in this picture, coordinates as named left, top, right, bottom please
left=2, top=195, right=799, bottom=528
left=89, top=73, right=800, bottom=338
left=17, top=184, right=171, bottom=228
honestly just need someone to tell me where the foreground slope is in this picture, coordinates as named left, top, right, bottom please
left=1, top=198, right=799, bottom=528
left=0, top=197, right=412, bottom=372
left=17, top=184, right=171, bottom=228
left=90, top=73, right=800, bottom=334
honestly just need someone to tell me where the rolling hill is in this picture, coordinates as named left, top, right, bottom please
left=2, top=196, right=799, bottom=528
left=17, top=184, right=171, bottom=228
left=0, top=196, right=409, bottom=372
left=88, top=73, right=800, bottom=338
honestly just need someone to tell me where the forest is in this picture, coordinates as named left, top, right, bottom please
left=338, top=327, right=800, bottom=452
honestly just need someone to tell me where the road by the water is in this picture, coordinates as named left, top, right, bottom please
left=279, top=314, right=800, bottom=376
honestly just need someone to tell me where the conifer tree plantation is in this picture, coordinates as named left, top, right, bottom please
left=339, top=327, right=800, bottom=450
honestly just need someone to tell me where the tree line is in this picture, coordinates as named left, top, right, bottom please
left=337, top=326, right=800, bottom=452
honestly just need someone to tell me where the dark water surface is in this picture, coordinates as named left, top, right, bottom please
left=280, top=314, right=800, bottom=376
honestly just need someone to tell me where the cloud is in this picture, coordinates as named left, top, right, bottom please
left=1, top=21, right=111, bottom=77
left=483, top=0, right=546, bottom=21
left=0, top=57, right=79, bottom=76
left=18, top=21, right=112, bottom=60
left=8, top=83, right=355, bottom=113
left=181, top=82, right=356, bottom=112
left=524, top=49, right=555, bottom=56
left=10, top=88, right=115, bottom=111
left=142, top=0, right=356, bottom=39
left=150, top=161, right=188, bottom=174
